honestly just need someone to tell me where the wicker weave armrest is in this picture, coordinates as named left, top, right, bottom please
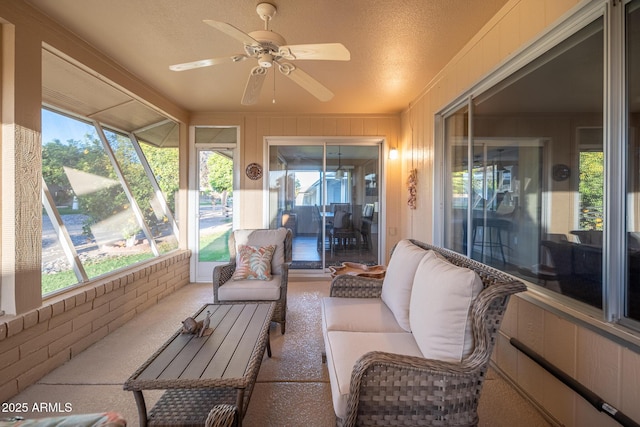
left=212, top=263, right=236, bottom=303
left=205, top=404, right=238, bottom=427
left=329, top=275, right=383, bottom=298
left=342, top=351, right=482, bottom=427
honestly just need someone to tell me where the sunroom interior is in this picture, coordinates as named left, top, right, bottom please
left=2, top=0, right=640, bottom=426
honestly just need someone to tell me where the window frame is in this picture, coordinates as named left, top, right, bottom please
left=435, top=0, right=640, bottom=342
left=41, top=106, right=180, bottom=297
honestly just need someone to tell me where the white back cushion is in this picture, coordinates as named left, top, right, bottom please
left=233, top=228, right=288, bottom=275
left=380, top=240, right=429, bottom=332
left=409, top=251, right=483, bottom=362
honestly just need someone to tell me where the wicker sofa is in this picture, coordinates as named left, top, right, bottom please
left=321, top=239, right=527, bottom=427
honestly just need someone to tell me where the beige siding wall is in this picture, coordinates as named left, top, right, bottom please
left=192, top=113, right=402, bottom=261
left=400, top=0, right=640, bottom=426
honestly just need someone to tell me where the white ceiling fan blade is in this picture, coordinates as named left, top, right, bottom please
left=277, top=62, right=334, bottom=102
left=242, top=66, right=268, bottom=105
left=278, top=43, right=351, bottom=61
left=203, top=20, right=260, bottom=46
left=169, top=54, right=248, bottom=71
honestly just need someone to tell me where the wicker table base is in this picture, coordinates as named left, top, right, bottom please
left=124, top=302, right=274, bottom=427
left=147, top=389, right=237, bottom=427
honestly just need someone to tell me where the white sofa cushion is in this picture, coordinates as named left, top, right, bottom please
left=380, top=239, right=429, bottom=332
left=233, top=228, right=288, bottom=275
left=409, top=251, right=483, bottom=362
left=321, top=297, right=406, bottom=334
left=324, top=331, right=423, bottom=420
left=217, top=274, right=281, bottom=301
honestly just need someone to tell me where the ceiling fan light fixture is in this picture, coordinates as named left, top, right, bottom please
left=258, top=53, right=274, bottom=68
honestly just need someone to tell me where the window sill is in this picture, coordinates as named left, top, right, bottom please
left=518, top=284, right=640, bottom=353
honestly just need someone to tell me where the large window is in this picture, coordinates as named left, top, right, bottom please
left=41, top=108, right=179, bottom=295
left=441, top=1, right=640, bottom=329
left=627, top=0, right=640, bottom=324
left=442, top=16, right=610, bottom=310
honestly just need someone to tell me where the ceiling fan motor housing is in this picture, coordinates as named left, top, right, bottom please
left=248, top=30, right=286, bottom=50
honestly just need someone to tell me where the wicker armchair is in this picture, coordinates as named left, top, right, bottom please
left=327, top=240, right=526, bottom=427
left=213, top=228, right=292, bottom=334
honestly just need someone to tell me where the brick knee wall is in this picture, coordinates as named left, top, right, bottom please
left=0, top=250, right=191, bottom=402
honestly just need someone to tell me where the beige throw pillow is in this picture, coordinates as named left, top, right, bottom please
left=409, top=251, right=483, bottom=362
left=380, top=239, right=429, bottom=331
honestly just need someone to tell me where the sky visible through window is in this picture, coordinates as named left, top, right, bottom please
left=42, top=109, right=95, bottom=144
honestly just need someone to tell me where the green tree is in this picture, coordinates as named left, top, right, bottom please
left=42, top=131, right=180, bottom=241
left=207, top=153, right=233, bottom=195
left=42, top=139, right=81, bottom=205
left=140, top=142, right=179, bottom=212
left=579, top=151, right=604, bottom=230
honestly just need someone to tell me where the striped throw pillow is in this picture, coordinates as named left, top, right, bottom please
left=233, top=245, right=276, bottom=280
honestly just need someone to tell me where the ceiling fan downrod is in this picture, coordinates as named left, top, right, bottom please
left=256, top=2, right=277, bottom=30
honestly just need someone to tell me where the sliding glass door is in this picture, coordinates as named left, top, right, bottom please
left=268, top=141, right=381, bottom=271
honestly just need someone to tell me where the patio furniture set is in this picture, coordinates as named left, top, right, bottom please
left=122, top=230, right=525, bottom=426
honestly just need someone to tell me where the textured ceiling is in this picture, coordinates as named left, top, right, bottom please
left=26, top=0, right=509, bottom=115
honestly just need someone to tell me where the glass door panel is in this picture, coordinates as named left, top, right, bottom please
left=325, top=144, right=380, bottom=267
left=269, top=145, right=325, bottom=269
left=268, top=142, right=380, bottom=270
left=194, top=148, right=234, bottom=281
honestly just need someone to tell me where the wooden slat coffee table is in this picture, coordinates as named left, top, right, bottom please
left=124, top=302, right=274, bottom=427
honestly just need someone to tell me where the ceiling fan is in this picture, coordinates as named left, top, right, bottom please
left=169, top=2, right=351, bottom=105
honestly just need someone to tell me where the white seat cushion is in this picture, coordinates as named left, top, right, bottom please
left=321, top=297, right=406, bottom=334
left=233, top=228, right=288, bottom=275
left=324, top=331, right=422, bottom=420
left=380, top=239, right=429, bottom=331
left=217, top=274, right=282, bottom=301
left=409, top=251, right=483, bottom=362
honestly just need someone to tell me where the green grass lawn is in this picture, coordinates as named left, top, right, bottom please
left=42, top=225, right=231, bottom=295
left=42, top=252, right=154, bottom=295
left=199, top=227, right=232, bottom=262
